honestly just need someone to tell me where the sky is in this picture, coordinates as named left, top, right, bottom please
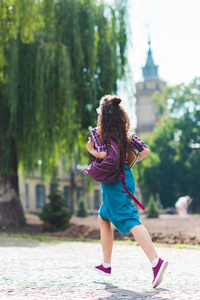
left=129, top=0, right=200, bottom=86
left=119, top=0, right=200, bottom=128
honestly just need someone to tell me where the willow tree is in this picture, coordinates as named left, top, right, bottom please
left=0, top=0, right=128, bottom=226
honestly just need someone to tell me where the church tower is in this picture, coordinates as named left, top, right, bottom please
left=135, top=40, right=166, bottom=136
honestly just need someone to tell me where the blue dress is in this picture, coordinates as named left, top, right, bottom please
left=90, top=128, right=147, bottom=236
left=99, top=164, right=141, bottom=236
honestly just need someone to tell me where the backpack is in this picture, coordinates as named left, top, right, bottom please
left=84, top=139, right=145, bottom=210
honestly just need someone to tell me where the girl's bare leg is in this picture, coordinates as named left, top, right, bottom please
left=130, top=224, right=159, bottom=263
left=98, top=215, right=113, bottom=263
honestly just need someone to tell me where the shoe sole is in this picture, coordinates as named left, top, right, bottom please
left=152, top=261, right=168, bottom=288
left=94, top=267, right=111, bottom=276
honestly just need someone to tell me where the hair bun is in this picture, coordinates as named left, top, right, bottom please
left=112, top=96, right=121, bottom=106
left=100, top=94, right=122, bottom=108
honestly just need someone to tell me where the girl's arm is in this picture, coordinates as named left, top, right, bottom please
left=86, top=137, right=107, bottom=159
left=137, top=147, right=150, bottom=162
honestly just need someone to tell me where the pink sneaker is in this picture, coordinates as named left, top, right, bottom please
left=94, top=264, right=111, bottom=276
left=152, top=258, right=168, bottom=288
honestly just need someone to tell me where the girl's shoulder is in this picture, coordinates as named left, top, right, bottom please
left=129, top=131, right=138, bottom=142
left=129, top=131, right=148, bottom=152
left=90, top=127, right=100, bottom=142
left=90, top=126, right=98, bottom=133
left=90, top=127, right=107, bottom=152
left=129, top=130, right=135, bottom=137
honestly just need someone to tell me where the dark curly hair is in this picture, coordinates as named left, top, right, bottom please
left=97, top=95, right=131, bottom=161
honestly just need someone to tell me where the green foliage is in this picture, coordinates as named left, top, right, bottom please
left=155, top=193, right=163, bottom=210
left=0, top=0, right=128, bottom=182
left=138, top=78, right=200, bottom=212
left=145, top=195, right=160, bottom=218
left=76, top=197, right=88, bottom=218
left=39, top=169, right=72, bottom=231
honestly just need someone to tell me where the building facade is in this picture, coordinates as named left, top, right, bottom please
left=19, top=164, right=102, bottom=215
left=135, top=41, right=166, bottom=136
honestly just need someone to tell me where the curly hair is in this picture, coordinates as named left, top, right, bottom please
left=97, top=95, right=131, bottom=161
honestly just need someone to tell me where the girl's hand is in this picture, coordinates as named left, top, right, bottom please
left=86, top=137, right=107, bottom=159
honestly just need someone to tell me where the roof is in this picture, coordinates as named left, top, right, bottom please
left=142, top=41, right=159, bottom=81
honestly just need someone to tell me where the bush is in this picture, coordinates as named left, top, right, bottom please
left=39, top=171, right=72, bottom=231
left=145, top=195, right=160, bottom=218
left=76, top=198, right=88, bottom=217
left=155, top=193, right=163, bottom=210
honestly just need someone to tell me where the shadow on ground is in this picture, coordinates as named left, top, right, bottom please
left=95, top=282, right=171, bottom=300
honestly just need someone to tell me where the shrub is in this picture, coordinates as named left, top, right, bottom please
left=39, top=171, right=72, bottom=231
left=155, top=193, right=163, bottom=210
left=76, top=197, right=88, bottom=217
left=145, top=195, right=160, bottom=218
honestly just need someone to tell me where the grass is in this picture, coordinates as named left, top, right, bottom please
left=0, top=233, right=200, bottom=250
left=165, top=243, right=200, bottom=250
left=117, top=239, right=200, bottom=250
left=0, top=233, right=96, bottom=243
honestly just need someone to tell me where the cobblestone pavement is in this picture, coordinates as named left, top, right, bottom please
left=0, top=238, right=200, bottom=299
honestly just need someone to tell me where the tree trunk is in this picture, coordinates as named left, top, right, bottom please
left=0, top=139, right=26, bottom=227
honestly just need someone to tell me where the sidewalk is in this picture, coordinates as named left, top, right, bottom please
left=0, top=239, right=200, bottom=299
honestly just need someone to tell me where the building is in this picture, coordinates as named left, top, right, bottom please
left=135, top=40, right=166, bottom=136
left=19, top=161, right=102, bottom=215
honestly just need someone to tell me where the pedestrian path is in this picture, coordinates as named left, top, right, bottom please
left=0, top=239, right=199, bottom=299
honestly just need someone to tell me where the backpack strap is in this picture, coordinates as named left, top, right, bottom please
left=120, top=163, right=145, bottom=211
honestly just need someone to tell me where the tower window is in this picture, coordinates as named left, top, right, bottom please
left=143, top=84, right=147, bottom=90
left=156, top=84, right=160, bottom=90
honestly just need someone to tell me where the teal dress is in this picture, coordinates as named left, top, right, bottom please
left=99, top=164, right=141, bottom=236
left=90, top=128, right=147, bottom=236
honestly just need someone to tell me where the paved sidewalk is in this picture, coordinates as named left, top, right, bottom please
left=0, top=239, right=200, bottom=299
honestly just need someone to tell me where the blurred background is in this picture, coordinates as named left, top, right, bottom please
left=0, top=0, right=200, bottom=231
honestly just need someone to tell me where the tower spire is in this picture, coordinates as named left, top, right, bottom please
left=142, top=39, right=159, bottom=81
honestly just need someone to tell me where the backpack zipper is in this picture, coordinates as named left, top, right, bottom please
left=94, top=164, right=110, bottom=172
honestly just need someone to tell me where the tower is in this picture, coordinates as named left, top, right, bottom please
left=135, top=40, right=166, bottom=136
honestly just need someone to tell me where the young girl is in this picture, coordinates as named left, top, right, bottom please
left=86, top=95, right=168, bottom=288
